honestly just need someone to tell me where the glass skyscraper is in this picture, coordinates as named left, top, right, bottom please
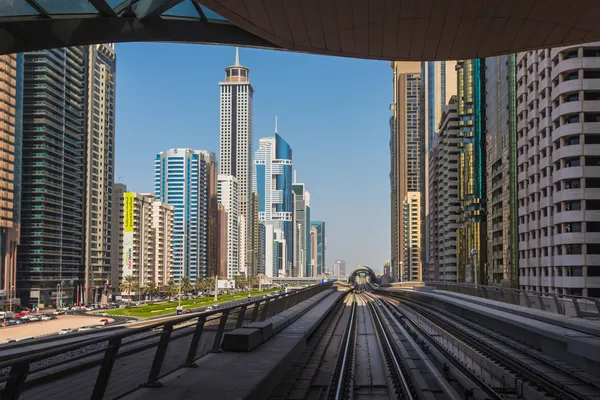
left=155, top=149, right=214, bottom=282
left=254, top=132, right=293, bottom=277
left=310, top=221, right=326, bottom=276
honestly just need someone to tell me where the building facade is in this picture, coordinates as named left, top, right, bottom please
left=485, top=55, right=519, bottom=287
left=420, top=61, right=457, bottom=280
left=219, top=48, right=253, bottom=276
left=217, top=175, right=239, bottom=278
left=18, top=48, right=86, bottom=307
left=84, top=43, right=116, bottom=304
left=333, top=259, right=347, bottom=276
left=217, top=203, right=228, bottom=278
left=310, top=221, right=326, bottom=276
left=0, top=53, right=22, bottom=309
left=429, top=97, right=460, bottom=282
left=118, top=192, right=173, bottom=295
left=517, top=44, right=600, bottom=297
left=456, top=59, right=487, bottom=284
left=110, top=183, right=126, bottom=291
left=154, top=149, right=213, bottom=282
left=390, top=62, right=422, bottom=282
left=247, top=192, right=259, bottom=277
left=292, top=180, right=311, bottom=277
left=254, top=133, right=293, bottom=277
left=402, top=192, right=421, bottom=281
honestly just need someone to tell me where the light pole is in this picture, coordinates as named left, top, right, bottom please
left=471, top=248, right=478, bottom=287
left=399, top=261, right=404, bottom=282
left=214, top=275, right=218, bottom=301
left=178, top=280, right=182, bottom=308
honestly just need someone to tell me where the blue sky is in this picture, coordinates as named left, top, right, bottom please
left=115, top=43, right=391, bottom=274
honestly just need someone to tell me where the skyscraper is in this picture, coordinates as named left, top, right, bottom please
left=84, top=43, right=116, bottom=304
left=310, top=221, right=326, bottom=276
left=429, top=96, right=460, bottom=282
left=219, top=48, right=253, bottom=275
left=155, top=149, right=213, bottom=282
left=292, top=177, right=311, bottom=277
left=217, top=175, right=239, bottom=278
left=390, top=62, right=422, bottom=281
left=0, top=53, right=22, bottom=310
left=248, top=192, right=259, bottom=277
left=254, top=131, right=293, bottom=277
left=18, top=48, right=86, bottom=307
left=420, top=61, right=457, bottom=280
left=517, top=45, right=600, bottom=297
left=485, top=55, right=519, bottom=287
left=456, top=59, right=486, bottom=284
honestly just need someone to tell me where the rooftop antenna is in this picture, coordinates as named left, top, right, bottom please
left=235, top=47, right=240, bottom=66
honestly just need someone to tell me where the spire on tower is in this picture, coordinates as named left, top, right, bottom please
left=235, top=47, right=240, bottom=66
left=275, top=115, right=278, bottom=134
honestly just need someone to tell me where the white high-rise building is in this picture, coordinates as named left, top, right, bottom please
left=219, top=48, right=253, bottom=276
left=218, top=175, right=239, bottom=278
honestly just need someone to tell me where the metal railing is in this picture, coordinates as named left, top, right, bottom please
left=0, top=283, right=333, bottom=400
left=414, top=281, right=600, bottom=319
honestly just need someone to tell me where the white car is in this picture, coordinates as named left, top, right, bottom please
left=58, top=328, right=72, bottom=335
left=78, top=326, right=94, bottom=332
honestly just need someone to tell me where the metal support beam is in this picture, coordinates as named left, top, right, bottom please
left=89, top=0, right=118, bottom=17
left=133, top=0, right=185, bottom=20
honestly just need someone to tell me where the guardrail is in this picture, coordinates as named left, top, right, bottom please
left=0, top=283, right=333, bottom=400
left=394, top=281, right=600, bottom=319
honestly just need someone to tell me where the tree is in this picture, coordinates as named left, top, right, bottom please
left=163, top=280, right=177, bottom=301
left=143, top=282, right=159, bottom=301
left=234, top=275, right=247, bottom=290
left=180, top=276, right=193, bottom=293
left=120, top=275, right=138, bottom=300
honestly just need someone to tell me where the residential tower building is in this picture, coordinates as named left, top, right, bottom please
left=390, top=62, right=422, bottom=281
left=154, top=149, right=213, bottom=282
left=292, top=178, right=311, bottom=277
left=0, top=53, right=22, bottom=309
left=18, top=48, right=86, bottom=307
left=456, top=59, right=486, bottom=284
left=429, top=97, right=460, bottom=282
left=217, top=175, right=239, bottom=278
left=219, top=48, right=253, bottom=276
left=84, top=43, right=116, bottom=304
left=517, top=44, right=600, bottom=296
left=254, top=132, right=293, bottom=277
left=310, top=221, right=326, bottom=276
left=485, top=55, right=519, bottom=287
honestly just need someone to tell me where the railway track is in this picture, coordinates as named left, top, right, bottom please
left=377, top=292, right=600, bottom=400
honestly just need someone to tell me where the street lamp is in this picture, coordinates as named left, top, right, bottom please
left=470, top=248, right=478, bottom=287
left=399, top=261, right=403, bottom=283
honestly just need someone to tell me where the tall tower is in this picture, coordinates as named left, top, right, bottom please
left=0, top=53, right=22, bottom=310
left=155, top=149, right=213, bottom=282
left=390, top=62, right=422, bottom=282
left=18, top=48, right=86, bottom=307
left=219, top=47, right=253, bottom=275
left=254, top=131, right=293, bottom=277
left=85, top=43, right=116, bottom=304
left=420, top=61, right=457, bottom=281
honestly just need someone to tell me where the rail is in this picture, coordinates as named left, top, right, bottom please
left=329, top=295, right=356, bottom=400
left=392, top=281, right=600, bottom=318
left=0, top=283, right=333, bottom=400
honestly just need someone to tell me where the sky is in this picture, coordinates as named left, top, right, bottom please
left=115, top=42, right=392, bottom=274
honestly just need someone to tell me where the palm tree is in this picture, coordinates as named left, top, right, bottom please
left=143, top=282, right=159, bottom=301
left=120, top=275, right=138, bottom=300
left=180, top=276, right=193, bottom=293
left=163, top=280, right=177, bottom=301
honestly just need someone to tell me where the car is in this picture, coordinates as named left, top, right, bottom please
left=58, top=328, right=72, bottom=335
left=41, top=315, right=52, bottom=321
left=184, top=309, right=192, bottom=314
left=78, top=326, right=94, bottom=332
left=53, top=310, right=65, bottom=315
left=97, top=318, right=109, bottom=326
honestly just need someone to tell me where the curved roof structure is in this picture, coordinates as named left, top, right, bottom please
left=1, top=1, right=599, bottom=60
left=348, top=265, right=377, bottom=284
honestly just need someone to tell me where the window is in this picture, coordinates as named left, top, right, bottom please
left=583, top=48, right=600, bottom=57
left=564, top=179, right=580, bottom=189
left=565, top=200, right=581, bottom=211
left=565, top=115, right=580, bottom=124
left=584, top=70, right=600, bottom=79
left=566, top=136, right=580, bottom=145
left=566, top=266, right=583, bottom=276
left=565, top=157, right=580, bottom=167
left=588, top=266, right=600, bottom=277
left=587, top=244, right=600, bottom=254
left=564, top=71, right=579, bottom=81
left=585, top=156, right=600, bottom=166
left=584, top=92, right=600, bottom=101
left=566, top=244, right=583, bottom=254
left=564, top=50, right=579, bottom=59
left=586, top=135, right=600, bottom=144
left=565, top=222, right=582, bottom=233
left=587, top=200, right=600, bottom=210
left=586, top=178, right=600, bottom=188
left=565, top=93, right=580, bottom=102
left=587, top=222, right=600, bottom=232
left=585, top=113, right=600, bottom=122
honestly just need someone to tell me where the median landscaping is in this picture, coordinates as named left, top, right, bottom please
left=103, top=289, right=281, bottom=318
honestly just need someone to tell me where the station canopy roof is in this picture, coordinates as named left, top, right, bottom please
left=1, top=0, right=600, bottom=59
